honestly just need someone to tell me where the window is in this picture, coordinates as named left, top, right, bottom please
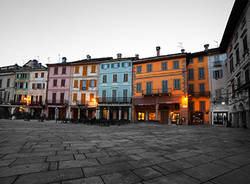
left=74, top=66, right=79, bottom=73
left=162, top=80, right=168, bottom=93
left=188, top=69, right=194, bottom=80
left=112, top=90, right=117, bottom=101
left=82, top=66, right=88, bottom=76
left=53, top=79, right=57, bottom=87
left=245, top=69, right=249, bottom=83
left=174, top=79, right=180, bottom=90
left=6, top=79, right=10, bottom=88
left=136, top=83, right=142, bottom=92
left=62, top=67, right=66, bottom=74
left=123, top=89, right=128, bottom=98
left=73, top=93, right=77, bottom=102
left=123, top=74, right=128, bottom=82
left=161, top=62, right=167, bottom=71
left=41, top=73, right=44, bottom=78
left=198, top=67, right=205, bottom=80
left=236, top=48, right=240, bottom=64
left=199, top=101, right=206, bottom=112
left=52, top=93, right=56, bottom=103
left=198, top=56, right=204, bottom=62
left=0, top=79, right=2, bottom=88
left=60, top=93, right=64, bottom=103
left=214, top=55, right=220, bottom=62
left=173, top=61, right=179, bottom=69
left=81, top=93, right=86, bottom=104
left=39, top=96, right=42, bottom=103
left=188, top=84, right=194, bottom=93
left=213, top=70, right=223, bottom=79
left=74, top=80, right=78, bottom=88
left=199, top=83, right=205, bottom=94
left=43, top=83, right=45, bottom=89
left=61, top=79, right=65, bottom=87
left=122, top=62, right=130, bottom=67
left=146, top=81, right=152, bottom=94
left=102, top=64, right=109, bottom=69
left=102, top=90, right=106, bottom=99
left=103, top=75, right=107, bottom=83
left=90, top=93, right=94, bottom=102
left=54, top=67, right=58, bottom=75
left=111, top=63, right=120, bottom=68
left=237, top=76, right=241, bottom=88
left=91, top=65, right=96, bottom=73
left=32, top=83, right=35, bottom=89
left=136, top=66, right=142, bottom=74
left=35, top=73, right=38, bottom=78
left=243, top=35, right=248, bottom=54
left=82, top=80, right=87, bottom=90
left=189, top=58, right=193, bottom=64
left=37, top=83, right=41, bottom=89
left=147, top=64, right=152, bottom=72
left=215, top=89, right=222, bottom=98
left=230, top=57, right=234, bottom=73
left=113, top=74, right=117, bottom=83
left=90, top=80, right=95, bottom=87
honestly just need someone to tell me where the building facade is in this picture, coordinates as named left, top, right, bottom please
left=28, top=68, right=47, bottom=118
left=70, top=57, right=112, bottom=120
left=98, top=55, right=134, bottom=121
left=208, top=52, right=229, bottom=125
left=132, top=48, right=188, bottom=124
left=46, top=58, right=72, bottom=119
left=220, top=0, right=250, bottom=128
left=187, top=47, right=212, bottom=124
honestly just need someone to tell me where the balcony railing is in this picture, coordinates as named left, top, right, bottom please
left=46, top=100, right=69, bottom=105
left=98, top=97, right=131, bottom=103
left=142, top=89, right=171, bottom=96
left=71, top=100, right=87, bottom=106
left=29, top=101, right=44, bottom=106
left=213, top=61, right=222, bottom=67
left=10, top=100, right=27, bottom=105
left=188, top=91, right=210, bottom=97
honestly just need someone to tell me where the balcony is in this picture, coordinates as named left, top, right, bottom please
left=142, top=89, right=171, bottom=96
left=98, top=97, right=131, bottom=104
left=46, top=100, right=69, bottom=105
left=213, top=61, right=222, bottom=67
left=10, top=100, right=27, bottom=105
left=29, top=101, right=44, bottom=106
left=188, top=91, right=210, bottom=97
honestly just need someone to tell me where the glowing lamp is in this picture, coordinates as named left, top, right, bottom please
left=182, top=96, right=188, bottom=108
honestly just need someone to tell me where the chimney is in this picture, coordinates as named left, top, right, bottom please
left=117, top=53, right=122, bottom=59
left=135, top=54, right=139, bottom=59
left=204, top=44, right=209, bottom=51
left=86, top=55, right=91, bottom=59
left=62, top=57, right=67, bottom=63
left=156, top=46, right=161, bottom=56
left=181, top=49, right=185, bottom=53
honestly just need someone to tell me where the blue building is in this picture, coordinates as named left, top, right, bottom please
left=98, top=54, right=135, bottom=121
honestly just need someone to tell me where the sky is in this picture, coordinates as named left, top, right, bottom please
left=0, top=0, right=235, bottom=67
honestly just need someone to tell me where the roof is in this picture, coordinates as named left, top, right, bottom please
left=189, top=48, right=220, bottom=58
left=220, top=0, right=249, bottom=52
left=47, top=57, right=113, bottom=66
left=133, top=53, right=187, bottom=64
left=0, top=64, right=21, bottom=73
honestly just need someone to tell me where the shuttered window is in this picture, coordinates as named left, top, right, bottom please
left=82, top=66, right=88, bottom=76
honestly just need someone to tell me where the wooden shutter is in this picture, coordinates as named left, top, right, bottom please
left=81, top=93, right=86, bottom=104
left=83, top=66, right=87, bottom=76
left=74, top=80, right=78, bottom=88
left=86, top=80, right=88, bottom=90
left=80, top=80, right=82, bottom=91
left=94, top=80, right=97, bottom=87
left=88, top=80, right=92, bottom=87
left=73, top=93, right=77, bottom=101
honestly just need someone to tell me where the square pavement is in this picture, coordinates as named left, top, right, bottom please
left=0, top=119, right=250, bottom=184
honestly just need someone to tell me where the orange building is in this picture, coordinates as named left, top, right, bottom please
left=132, top=47, right=188, bottom=124
left=187, top=45, right=215, bottom=124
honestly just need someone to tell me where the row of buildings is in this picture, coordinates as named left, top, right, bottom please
left=0, top=0, right=249, bottom=128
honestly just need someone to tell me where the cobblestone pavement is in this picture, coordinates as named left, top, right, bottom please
left=0, top=120, right=250, bottom=184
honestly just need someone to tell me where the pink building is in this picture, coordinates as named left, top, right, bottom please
left=46, top=57, right=72, bottom=119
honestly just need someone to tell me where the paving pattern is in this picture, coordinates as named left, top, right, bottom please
left=0, top=119, right=250, bottom=184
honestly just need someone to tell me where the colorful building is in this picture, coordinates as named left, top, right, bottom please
left=98, top=54, right=135, bottom=121
left=187, top=46, right=212, bottom=124
left=69, top=57, right=112, bottom=120
left=46, top=57, right=72, bottom=119
left=28, top=66, right=47, bottom=118
left=132, top=47, right=188, bottom=124
left=208, top=51, right=229, bottom=125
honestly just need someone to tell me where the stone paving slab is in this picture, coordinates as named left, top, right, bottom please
left=0, top=120, right=250, bottom=184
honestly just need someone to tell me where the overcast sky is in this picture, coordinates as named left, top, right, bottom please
left=0, top=0, right=235, bottom=66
